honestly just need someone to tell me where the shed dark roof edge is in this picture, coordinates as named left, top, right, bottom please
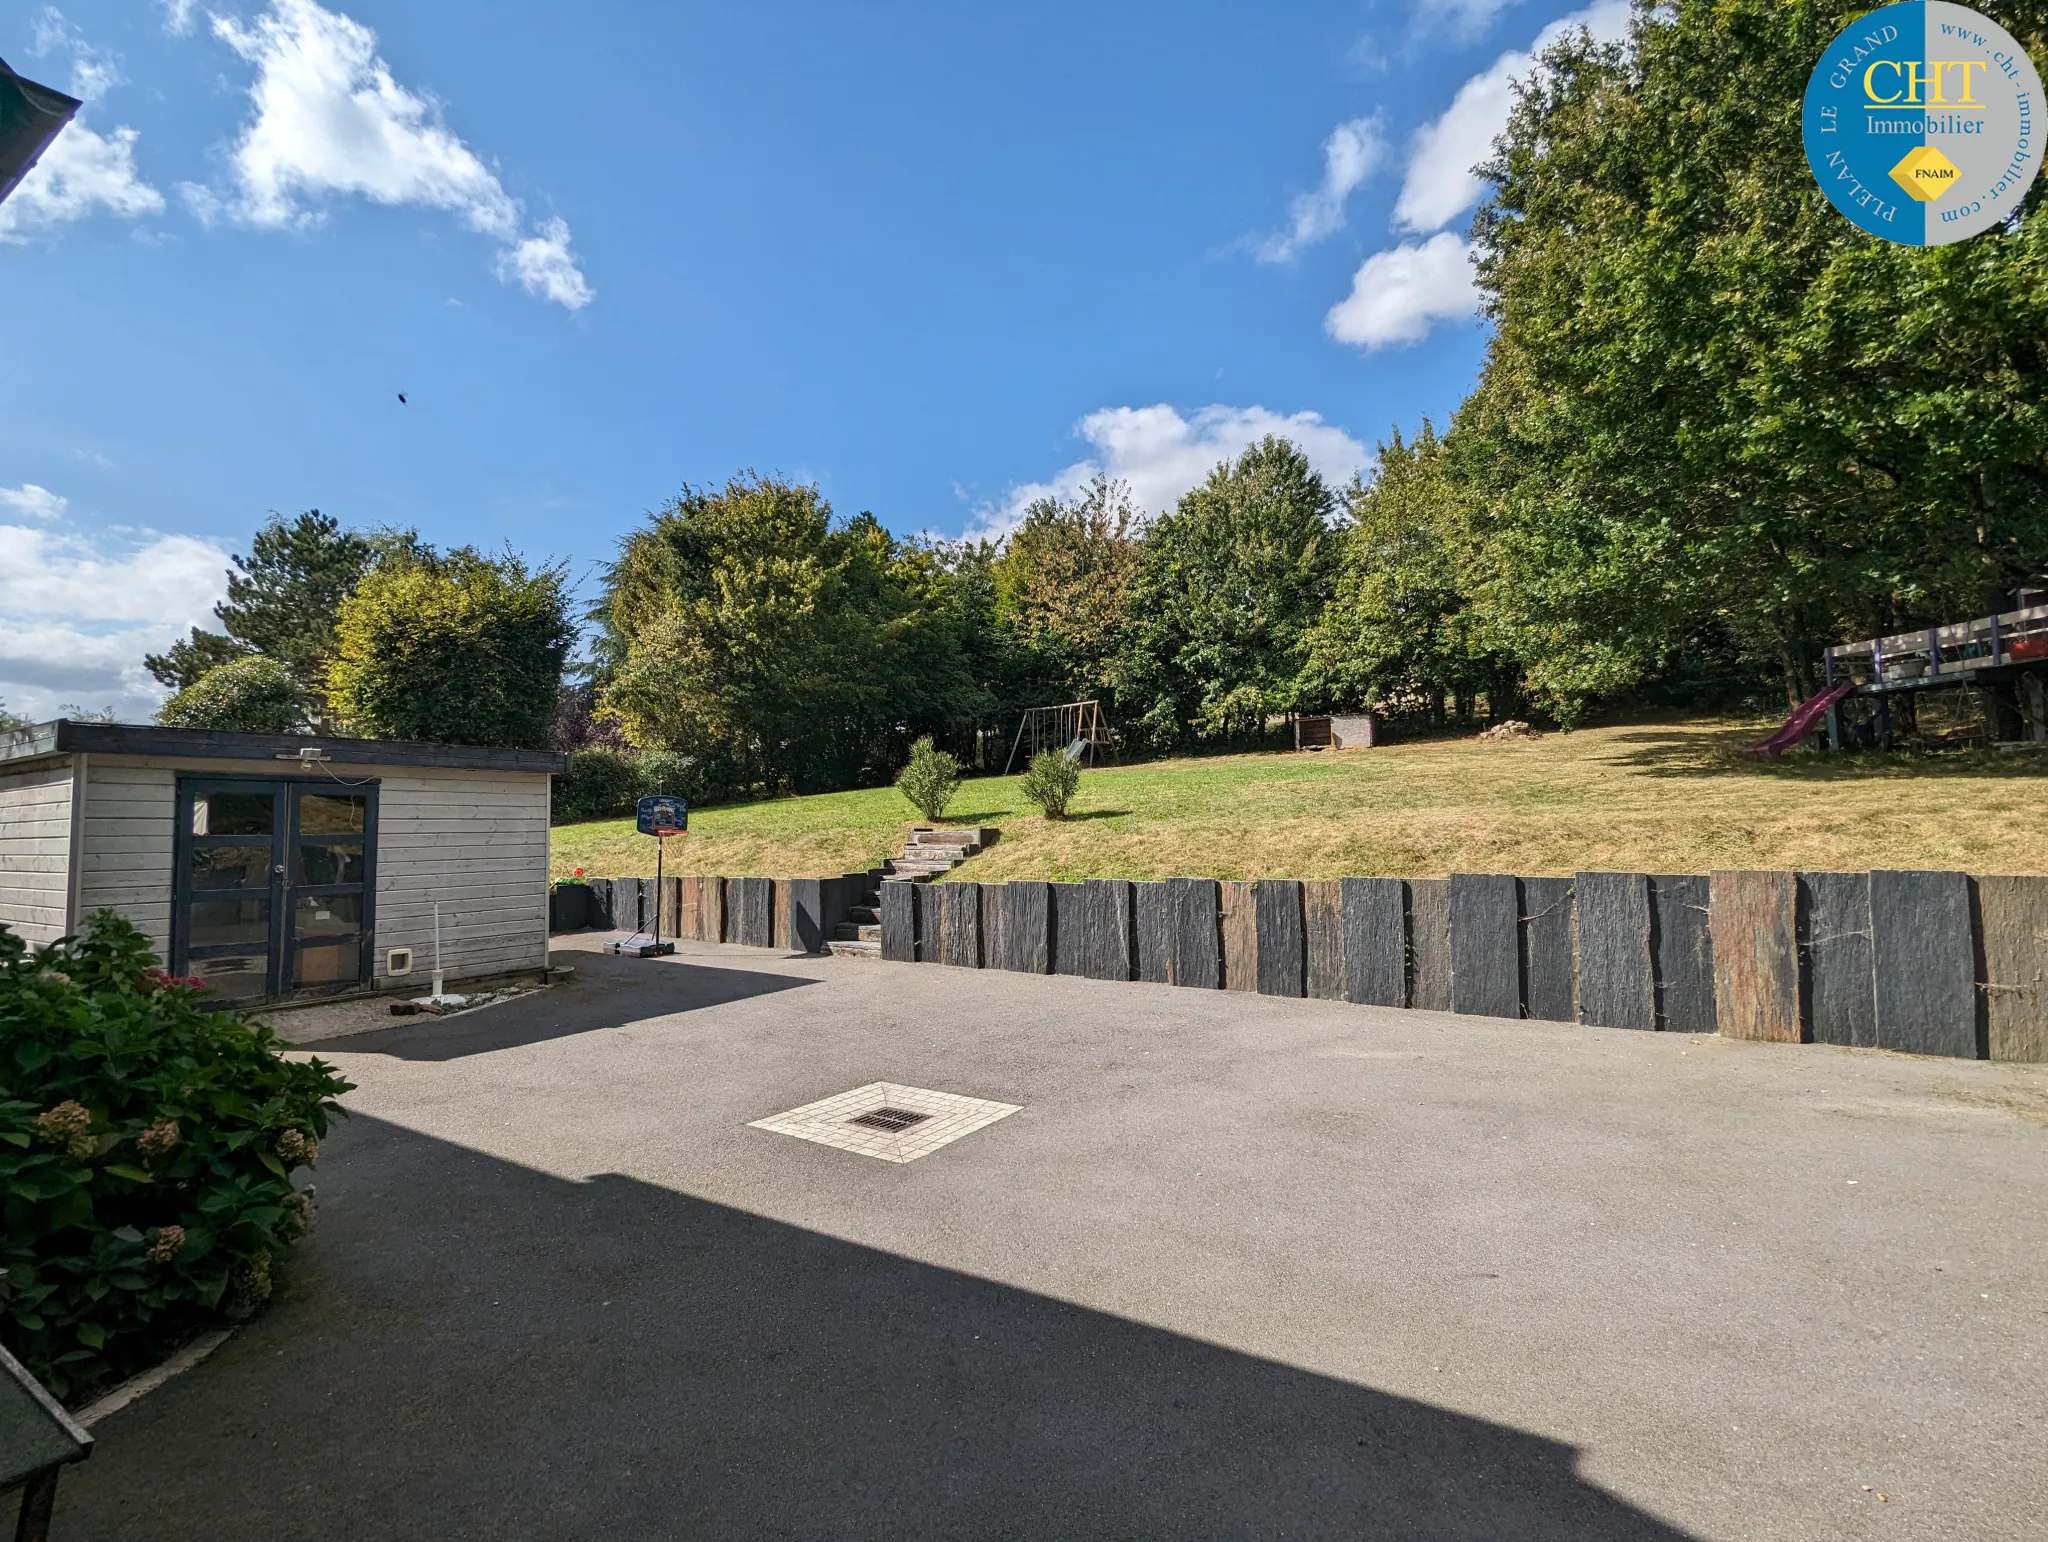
left=0, top=721, right=568, bottom=774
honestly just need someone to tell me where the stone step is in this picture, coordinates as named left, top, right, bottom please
left=832, top=922, right=882, bottom=942
left=826, top=939, right=881, bottom=959
left=845, top=905, right=880, bottom=924
left=910, top=826, right=997, bottom=847
left=880, top=870, right=936, bottom=884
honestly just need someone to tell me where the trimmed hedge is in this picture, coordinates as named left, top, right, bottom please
left=551, top=747, right=748, bottom=824
left=0, top=913, right=353, bottom=1401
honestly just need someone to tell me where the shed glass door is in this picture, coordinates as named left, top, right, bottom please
left=175, top=779, right=377, bottom=1001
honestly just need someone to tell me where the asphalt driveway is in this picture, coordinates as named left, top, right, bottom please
left=30, top=937, right=2048, bottom=1540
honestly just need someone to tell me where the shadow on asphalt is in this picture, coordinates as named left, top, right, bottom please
left=47, top=1116, right=1696, bottom=1541
left=299, top=956, right=815, bottom=1062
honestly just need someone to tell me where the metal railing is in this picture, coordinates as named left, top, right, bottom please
left=1824, top=604, right=2048, bottom=686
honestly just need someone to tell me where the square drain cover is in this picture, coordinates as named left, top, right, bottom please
left=750, top=1082, right=1021, bottom=1164
left=849, top=1107, right=929, bottom=1133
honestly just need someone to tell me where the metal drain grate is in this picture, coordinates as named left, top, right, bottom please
left=848, top=1107, right=930, bottom=1133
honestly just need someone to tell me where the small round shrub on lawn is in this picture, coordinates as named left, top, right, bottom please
left=1021, top=748, right=1081, bottom=818
left=895, top=736, right=960, bottom=822
left=0, top=913, right=353, bottom=1401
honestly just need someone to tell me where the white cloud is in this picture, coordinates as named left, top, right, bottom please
left=1256, top=115, right=1388, bottom=263
left=0, top=486, right=69, bottom=522
left=1324, top=232, right=1478, bottom=350
left=1413, top=0, right=1525, bottom=42
left=1394, top=0, right=1632, bottom=235
left=1325, top=0, right=1629, bottom=351
left=0, top=121, right=164, bottom=243
left=970, top=404, right=1372, bottom=541
left=0, top=12, right=164, bottom=244
left=0, top=518, right=233, bottom=722
left=198, top=0, right=592, bottom=307
left=156, top=0, right=199, bottom=36
left=494, top=217, right=593, bottom=310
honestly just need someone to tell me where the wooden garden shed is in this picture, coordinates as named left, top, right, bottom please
left=0, top=721, right=566, bottom=1003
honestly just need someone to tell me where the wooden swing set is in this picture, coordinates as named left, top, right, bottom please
left=1002, top=699, right=1117, bottom=775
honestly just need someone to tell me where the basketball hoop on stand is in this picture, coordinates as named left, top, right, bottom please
left=605, top=794, right=687, bottom=958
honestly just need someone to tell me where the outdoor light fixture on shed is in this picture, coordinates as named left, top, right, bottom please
left=0, top=54, right=81, bottom=208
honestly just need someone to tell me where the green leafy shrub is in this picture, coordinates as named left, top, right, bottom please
left=1020, top=748, right=1080, bottom=819
left=0, top=913, right=353, bottom=1401
left=552, top=748, right=645, bottom=822
left=549, top=748, right=745, bottom=824
left=327, top=547, right=573, bottom=748
left=895, top=736, right=960, bottom=822
left=155, top=656, right=307, bottom=734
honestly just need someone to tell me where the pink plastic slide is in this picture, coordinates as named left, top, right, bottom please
left=1746, top=681, right=1856, bottom=758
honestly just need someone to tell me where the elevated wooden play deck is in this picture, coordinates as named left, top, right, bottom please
left=1821, top=603, right=2048, bottom=748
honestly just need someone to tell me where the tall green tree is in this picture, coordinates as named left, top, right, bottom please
left=144, top=511, right=413, bottom=716
left=594, top=474, right=987, bottom=794
left=1301, top=423, right=1515, bottom=721
left=992, top=475, right=1140, bottom=711
left=327, top=548, right=573, bottom=748
left=1115, top=437, right=1340, bottom=748
left=1456, top=1, right=2048, bottom=717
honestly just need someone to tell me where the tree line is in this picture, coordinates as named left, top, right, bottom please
left=143, top=1, right=2048, bottom=807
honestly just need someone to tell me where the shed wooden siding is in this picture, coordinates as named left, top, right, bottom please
left=0, top=760, right=75, bottom=945
left=70, top=756, right=550, bottom=985
left=77, top=758, right=178, bottom=954
left=375, top=766, right=551, bottom=983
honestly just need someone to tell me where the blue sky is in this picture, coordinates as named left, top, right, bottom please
left=0, top=0, right=1628, bottom=720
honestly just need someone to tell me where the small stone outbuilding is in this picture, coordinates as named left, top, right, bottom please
left=0, top=720, right=566, bottom=1003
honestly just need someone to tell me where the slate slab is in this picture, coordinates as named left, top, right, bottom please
left=1220, top=881, right=1258, bottom=993
left=654, top=877, right=682, bottom=942
left=1001, top=881, right=1051, bottom=974
left=1799, top=872, right=1874, bottom=1048
left=980, top=882, right=1009, bottom=973
left=1168, top=877, right=1221, bottom=990
left=879, top=880, right=917, bottom=963
left=1084, top=879, right=1135, bottom=982
left=1517, top=877, right=1574, bottom=1023
left=1406, top=879, right=1451, bottom=1013
left=1575, top=872, right=1654, bottom=1030
left=733, top=877, right=774, bottom=949
left=1134, top=882, right=1172, bottom=984
left=1709, top=871, right=1799, bottom=1042
left=785, top=878, right=827, bottom=955
left=1975, top=874, right=2048, bottom=1062
left=1052, top=883, right=1090, bottom=977
left=1255, top=880, right=1306, bottom=998
left=1870, top=869, right=1979, bottom=1059
left=671, top=877, right=700, bottom=941
left=1449, top=873, right=1520, bottom=1019
left=1341, top=878, right=1405, bottom=1007
left=699, top=876, right=726, bottom=945
left=772, top=880, right=794, bottom=950
left=1650, top=875, right=1715, bottom=1033
left=936, top=883, right=982, bottom=968
left=1304, top=881, right=1345, bottom=1001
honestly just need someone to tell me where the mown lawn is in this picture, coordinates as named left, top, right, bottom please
left=549, top=716, right=2048, bottom=881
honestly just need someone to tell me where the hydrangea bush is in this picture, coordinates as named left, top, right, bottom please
left=0, top=912, right=353, bottom=1401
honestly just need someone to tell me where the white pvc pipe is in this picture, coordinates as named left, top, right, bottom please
left=431, top=900, right=444, bottom=999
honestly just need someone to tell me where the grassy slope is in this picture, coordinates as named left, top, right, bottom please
left=550, top=716, right=2048, bottom=881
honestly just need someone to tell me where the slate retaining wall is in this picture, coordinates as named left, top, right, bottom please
left=559, top=871, right=2048, bottom=1062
